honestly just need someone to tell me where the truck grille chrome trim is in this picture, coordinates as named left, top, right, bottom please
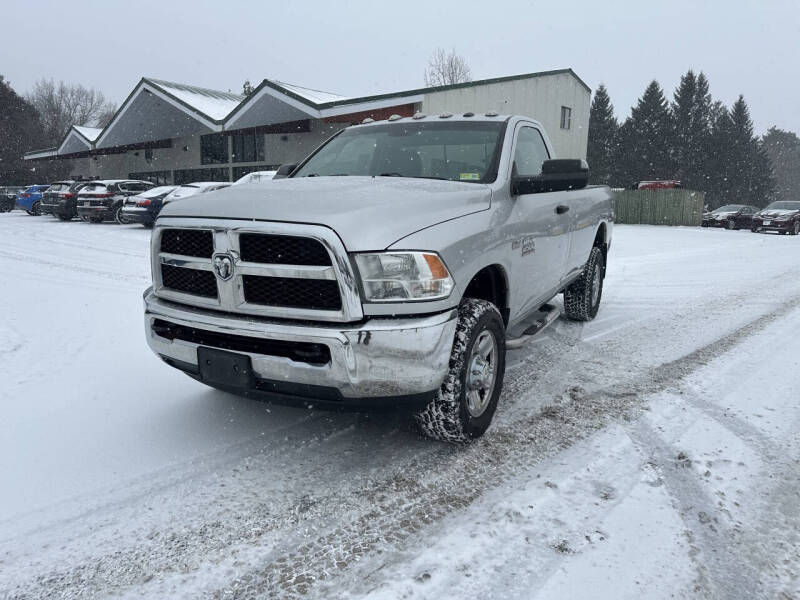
left=152, top=217, right=363, bottom=322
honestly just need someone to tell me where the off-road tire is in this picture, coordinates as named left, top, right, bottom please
left=414, top=299, right=506, bottom=443
left=564, top=246, right=605, bottom=321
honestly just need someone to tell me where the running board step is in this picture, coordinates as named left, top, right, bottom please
left=505, top=303, right=560, bottom=349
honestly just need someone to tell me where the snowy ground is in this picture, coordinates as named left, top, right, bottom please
left=1, top=214, right=799, bottom=599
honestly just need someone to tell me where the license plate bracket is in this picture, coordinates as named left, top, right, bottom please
left=763, top=220, right=771, bottom=226
left=197, top=347, right=254, bottom=389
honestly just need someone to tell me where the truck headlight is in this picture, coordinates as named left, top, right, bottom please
left=354, top=252, right=455, bottom=302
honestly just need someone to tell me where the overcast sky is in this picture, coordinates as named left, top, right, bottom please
left=4, top=0, right=798, bottom=134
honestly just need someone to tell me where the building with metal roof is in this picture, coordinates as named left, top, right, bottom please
left=24, top=69, right=590, bottom=184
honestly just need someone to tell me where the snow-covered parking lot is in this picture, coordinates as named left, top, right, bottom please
left=1, top=213, right=799, bottom=599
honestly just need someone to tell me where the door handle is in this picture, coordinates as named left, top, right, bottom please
left=556, top=205, right=570, bottom=214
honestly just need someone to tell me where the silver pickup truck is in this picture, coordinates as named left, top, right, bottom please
left=143, top=114, right=613, bottom=442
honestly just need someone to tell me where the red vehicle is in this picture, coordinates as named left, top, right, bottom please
left=636, top=180, right=683, bottom=190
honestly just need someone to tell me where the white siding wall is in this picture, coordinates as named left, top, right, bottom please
left=420, top=73, right=590, bottom=159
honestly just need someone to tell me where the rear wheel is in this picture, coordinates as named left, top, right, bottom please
left=791, top=221, right=800, bottom=236
left=727, top=219, right=736, bottom=230
left=114, top=205, right=129, bottom=225
left=31, top=201, right=41, bottom=216
left=415, top=299, right=506, bottom=443
left=564, top=246, right=605, bottom=321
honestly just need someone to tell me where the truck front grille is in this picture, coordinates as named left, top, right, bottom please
left=239, top=233, right=331, bottom=266
left=242, top=275, right=341, bottom=310
left=161, top=264, right=218, bottom=298
left=154, top=223, right=359, bottom=321
left=160, top=229, right=213, bottom=258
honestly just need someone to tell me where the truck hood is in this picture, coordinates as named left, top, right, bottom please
left=159, top=176, right=492, bottom=251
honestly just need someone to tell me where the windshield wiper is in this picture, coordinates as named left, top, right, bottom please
left=379, top=172, right=403, bottom=177
left=305, top=173, right=349, bottom=177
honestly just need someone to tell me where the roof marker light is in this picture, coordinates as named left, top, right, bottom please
left=463, top=112, right=475, bottom=117
left=439, top=112, right=453, bottom=119
left=362, top=117, right=375, bottom=124
left=388, top=114, right=403, bottom=121
left=412, top=112, right=427, bottom=119
left=485, top=110, right=499, bottom=117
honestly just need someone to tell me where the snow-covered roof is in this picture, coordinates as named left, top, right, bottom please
left=73, top=126, right=102, bottom=143
left=271, top=81, right=349, bottom=104
left=146, top=78, right=243, bottom=122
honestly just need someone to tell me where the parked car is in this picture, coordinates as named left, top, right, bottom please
left=120, top=185, right=178, bottom=227
left=76, top=180, right=155, bottom=224
left=16, top=184, right=50, bottom=215
left=161, top=182, right=232, bottom=206
left=751, top=201, right=800, bottom=235
left=636, top=180, right=683, bottom=190
left=40, top=180, right=91, bottom=220
left=701, top=204, right=759, bottom=229
left=233, top=171, right=277, bottom=185
left=143, top=114, right=613, bottom=443
left=0, top=186, right=24, bottom=212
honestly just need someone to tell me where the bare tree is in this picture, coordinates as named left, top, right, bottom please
left=424, top=48, right=472, bottom=87
left=26, top=79, right=117, bottom=145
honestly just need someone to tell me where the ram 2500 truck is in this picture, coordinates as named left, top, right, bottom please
left=143, top=114, right=613, bottom=442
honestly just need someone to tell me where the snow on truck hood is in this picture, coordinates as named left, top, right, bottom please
left=159, top=176, right=492, bottom=251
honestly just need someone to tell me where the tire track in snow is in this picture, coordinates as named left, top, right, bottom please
left=5, top=292, right=800, bottom=599
left=199, top=296, right=800, bottom=599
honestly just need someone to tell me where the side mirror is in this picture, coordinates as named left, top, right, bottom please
left=273, top=163, right=298, bottom=179
left=512, top=159, right=589, bottom=195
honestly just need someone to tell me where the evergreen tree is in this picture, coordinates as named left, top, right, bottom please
left=762, top=127, right=800, bottom=203
left=586, top=84, right=618, bottom=186
left=722, top=96, right=775, bottom=207
left=616, top=80, right=674, bottom=186
left=671, top=70, right=713, bottom=190
left=0, top=76, right=52, bottom=184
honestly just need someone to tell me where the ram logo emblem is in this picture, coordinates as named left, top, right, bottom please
left=213, top=254, right=234, bottom=281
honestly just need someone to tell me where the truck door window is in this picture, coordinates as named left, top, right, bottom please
left=513, top=127, right=549, bottom=178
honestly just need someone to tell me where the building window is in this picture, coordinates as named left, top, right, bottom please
left=200, top=134, right=229, bottom=165
left=129, top=170, right=171, bottom=185
left=232, top=165, right=280, bottom=180
left=144, top=148, right=154, bottom=162
left=230, top=131, right=265, bottom=163
left=560, top=106, right=572, bottom=130
left=174, top=167, right=230, bottom=185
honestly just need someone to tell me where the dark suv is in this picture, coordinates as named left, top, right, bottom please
left=40, top=180, right=91, bottom=220
left=77, top=180, right=155, bottom=224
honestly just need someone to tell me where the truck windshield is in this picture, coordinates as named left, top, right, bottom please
left=293, top=120, right=505, bottom=183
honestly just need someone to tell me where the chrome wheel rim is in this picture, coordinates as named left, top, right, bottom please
left=591, top=263, right=602, bottom=306
left=466, top=330, right=498, bottom=418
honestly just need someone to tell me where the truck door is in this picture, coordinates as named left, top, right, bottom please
left=506, top=125, right=571, bottom=315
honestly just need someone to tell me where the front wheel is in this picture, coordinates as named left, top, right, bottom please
left=415, top=299, right=506, bottom=443
left=57, top=213, right=73, bottom=221
left=564, top=246, right=605, bottom=321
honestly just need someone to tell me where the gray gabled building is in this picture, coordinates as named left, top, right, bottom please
left=24, top=69, right=591, bottom=184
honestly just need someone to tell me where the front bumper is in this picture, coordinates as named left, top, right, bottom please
left=143, top=289, right=457, bottom=406
left=752, top=220, right=792, bottom=232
